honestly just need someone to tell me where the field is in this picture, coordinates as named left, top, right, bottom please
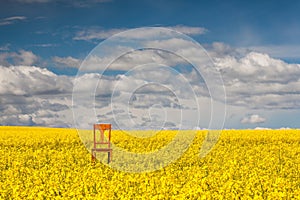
left=1, top=126, right=300, bottom=199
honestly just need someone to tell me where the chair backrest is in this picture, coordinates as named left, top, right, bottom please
left=93, top=124, right=111, bottom=148
left=94, top=123, right=111, bottom=131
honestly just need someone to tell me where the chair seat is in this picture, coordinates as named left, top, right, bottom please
left=92, top=123, right=112, bottom=163
left=94, top=142, right=110, bottom=145
left=92, top=148, right=112, bottom=152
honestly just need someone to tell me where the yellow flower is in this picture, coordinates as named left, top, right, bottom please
left=0, top=126, right=300, bottom=199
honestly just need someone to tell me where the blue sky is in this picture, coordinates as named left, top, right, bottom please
left=2, top=0, right=300, bottom=62
left=0, top=0, right=300, bottom=129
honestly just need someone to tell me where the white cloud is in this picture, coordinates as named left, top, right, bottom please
left=17, top=50, right=39, bottom=65
left=72, top=66, right=203, bottom=129
left=144, top=38, right=198, bottom=51
left=168, top=25, right=208, bottom=35
left=1, top=35, right=300, bottom=129
left=0, top=65, right=72, bottom=95
left=78, top=37, right=300, bottom=112
left=0, top=44, right=10, bottom=51
left=241, top=114, right=266, bottom=124
left=241, top=45, right=300, bottom=59
left=73, top=25, right=207, bottom=41
left=81, top=48, right=187, bottom=72
left=75, top=37, right=300, bottom=112
left=278, top=127, right=291, bottom=130
left=209, top=42, right=240, bottom=58
left=254, top=127, right=271, bottom=130
left=212, top=49, right=300, bottom=109
left=33, top=43, right=58, bottom=47
left=0, top=16, right=26, bottom=26
left=0, top=50, right=39, bottom=66
left=53, top=56, right=82, bottom=68
left=0, top=65, right=73, bottom=127
left=73, top=27, right=128, bottom=41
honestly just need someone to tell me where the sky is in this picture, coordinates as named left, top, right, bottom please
left=0, top=0, right=300, bottom=129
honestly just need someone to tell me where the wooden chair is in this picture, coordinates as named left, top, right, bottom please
left=91, top=124, right=112, bottom=163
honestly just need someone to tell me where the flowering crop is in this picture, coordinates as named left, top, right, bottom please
left=1, top=126, right=300, bottom=199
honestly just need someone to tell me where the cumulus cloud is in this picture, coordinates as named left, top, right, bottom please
left=72, top=68, right=202, bottom=129
left=0, top=50, right=39, bottom=66
left=55, top=38, right=300, bottom=122
left=0, top=65, right=73, bottom=127
left=0, top=65, right=72, bottom=95
left=81, top=48, right=190, bottom=72
left=0, top=44, right=10, bottom=51
left=0, top=16, right=26, bottom=26
left=0, top=64, right=201, bottom=128
left=53, top=56, right=82, bottom=68
left=254, top=127, right=271, bottom=130
left=241, top=45, right=300, bottom=60
left=241, top=114, right=266, bottom=124
left=209, top=42, right=241, bottom=58
left=278, top=127, right=291, bottom=130
left=213, top=50, right=300, bottom=109
left=1, top=37, right=300, bottom=129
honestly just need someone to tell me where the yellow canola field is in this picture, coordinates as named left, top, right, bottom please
left=1, top=126, right=300, bottom=199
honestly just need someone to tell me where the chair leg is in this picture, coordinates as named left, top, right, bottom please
left=110, top=150, right=112, bottom=162
left=91, top=151, right=96, bottom=164
left=91, top=150, right=112, bottom=164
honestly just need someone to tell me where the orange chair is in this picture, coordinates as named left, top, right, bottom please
left=91, top=124, right=112, bottom=163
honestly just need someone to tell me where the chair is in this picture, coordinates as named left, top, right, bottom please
left=91, top=124, right=112, bottom=163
